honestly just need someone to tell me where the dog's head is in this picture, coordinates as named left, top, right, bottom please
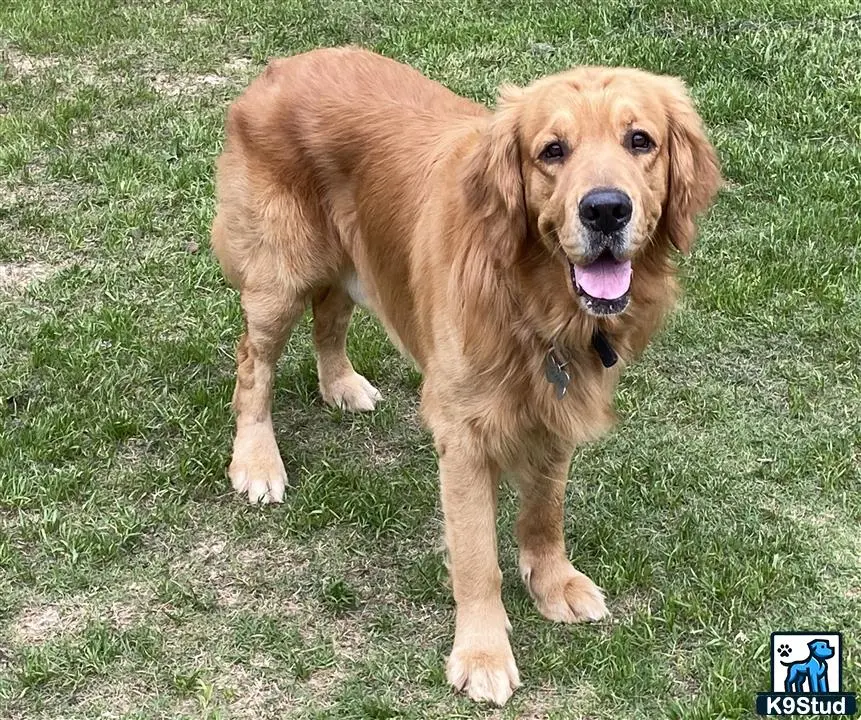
left=463, top=66, right=720, bottom=317
left=809, top=640, right=835, bottom=660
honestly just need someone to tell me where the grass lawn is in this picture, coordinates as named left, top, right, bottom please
left=1, top=0, right=859, bottom=718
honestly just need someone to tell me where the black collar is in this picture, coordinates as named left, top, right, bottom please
left=591, top=329, right=618, bottom=368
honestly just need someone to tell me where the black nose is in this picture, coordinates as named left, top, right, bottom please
left=578, top=188, right=633, bottom=234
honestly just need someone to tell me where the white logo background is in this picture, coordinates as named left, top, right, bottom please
left=772, top=633, right=841, bottom=693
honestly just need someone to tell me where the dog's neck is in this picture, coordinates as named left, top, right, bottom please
left=511, top=234, right=680, bottom=395
left=544, top=328, right=618, bottom=399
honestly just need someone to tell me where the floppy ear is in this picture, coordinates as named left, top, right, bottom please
left=451, top=87, right=527, bottom=367
left=659, top=78, right=722, bottom=254
left=459, top=85, right=527, bottom=265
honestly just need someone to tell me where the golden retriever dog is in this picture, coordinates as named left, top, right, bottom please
left=211, top=46, right=719, bottom=705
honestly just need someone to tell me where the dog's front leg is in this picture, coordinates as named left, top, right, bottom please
left=439, top=440, right=519, bottom=706
left=516, top=450, right=608, bottom=623
left=811, top=666, right=827, bottom=693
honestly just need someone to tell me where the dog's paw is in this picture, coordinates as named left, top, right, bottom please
left=229, top=428, right=287, bottom=504
left=447, top=642, right=520, bottom=706
left=320, top=371, right=382, bottom=412
left=521, top=559, right=608, bottom=624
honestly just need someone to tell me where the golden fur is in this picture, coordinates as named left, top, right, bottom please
left=211, top=47, right=720, bottom=705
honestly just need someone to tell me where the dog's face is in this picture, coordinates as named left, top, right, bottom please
left=809, top=640, right=835, bottom=660
left=520, top=70, right=678, bottom=316
left=469, top=67, right=720, bottom=317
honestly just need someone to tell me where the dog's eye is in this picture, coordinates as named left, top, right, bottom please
left=626, top=130, right=655, bottom=154
left=539, top=141, right=566, bottom=163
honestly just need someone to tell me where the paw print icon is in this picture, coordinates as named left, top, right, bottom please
left=777, top=643, right=792, bottom=658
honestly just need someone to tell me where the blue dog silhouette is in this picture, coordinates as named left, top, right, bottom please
left=783, top=639, right=834, bottom=693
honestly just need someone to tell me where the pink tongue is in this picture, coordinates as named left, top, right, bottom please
left=573, top=257, right=632, bottom=300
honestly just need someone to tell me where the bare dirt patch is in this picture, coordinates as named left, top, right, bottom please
left=147, top=56, right=256, bottom=97
left=1, top=45, right=59, bottom=76
left=11, top=585, right=153, bottom=645
left=215, top=664, right=299, bottom=719
left=4, top=177, right=78, bottom=212
left=609, top=588, right=657, bottom=625
left=13, top=606, right=65, bottom=643
left=0, top=262, right=55, bottom=293
left=224, top=57, right=254, bottom=74
left=12, top=604, right=85, bottom=644
left=184, top=13, right=211, bottom=28
left=177, top=533, right=311, bottom=615
left=518, top=681, right=599, bottom=719
left=149, top=71, right=231, bottom=96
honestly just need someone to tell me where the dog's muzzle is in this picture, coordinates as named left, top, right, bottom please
left=568, top=188, right=634, bottom=315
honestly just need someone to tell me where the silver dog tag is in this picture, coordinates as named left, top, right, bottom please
left=544, top=349, right=570, bottom=399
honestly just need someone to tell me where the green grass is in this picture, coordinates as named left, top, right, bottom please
left=1, top=0, right=859, bottom=718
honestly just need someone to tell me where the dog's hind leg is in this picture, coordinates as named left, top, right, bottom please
left=213, top=119, right=347, bottom=502
left=228, top=287, right=305, bottom=504
left=312, top=284, right=382, bottom=411
left=784, top=666, right=803, bottom=693
left=213, top=178, right=329, bottom=504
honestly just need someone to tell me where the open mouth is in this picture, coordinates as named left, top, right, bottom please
left=569, top=251, right=632, bottom=316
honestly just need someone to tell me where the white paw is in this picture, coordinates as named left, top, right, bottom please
left=320, top=371, right=382, bottom=412
left=447, top=642, right=520, bottom=706
left=522, top=560, right=609, bottom=624
left=228, top=426, right=287, bottom=504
